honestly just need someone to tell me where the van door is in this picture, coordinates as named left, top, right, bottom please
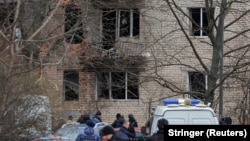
left=188, top=110, right=218, bottom=124
left=164, top=111, right=189, bottom=124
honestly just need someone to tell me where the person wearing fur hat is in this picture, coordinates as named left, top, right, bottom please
left=75, top=120, right=100, bottom=141
left=101, top=125, right=129, bottom=141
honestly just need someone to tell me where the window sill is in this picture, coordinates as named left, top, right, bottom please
left=98, top=99, right=139, bottom=102
left=118, top=36, right=140, bottom=41
left=189, top=36, right=209, bottom=39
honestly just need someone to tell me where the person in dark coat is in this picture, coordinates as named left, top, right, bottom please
left=77, top=114, right=90, bottom=124
left=75, top=120, right=100, bottom=141
left=116, top=115, right=125, bottom=128
left=224, top=117, right=232, bottom=125
left=220, top=117, right=232, bottom=125
left=146, top=118, right=169, bottom=141
left=128, top=114, right=138, bottom=127
left=111, top=113, right=122, bottom=128
left=92, top=110, right=102, bottom=125
left=127, top=114, right=137, bottom=140
left=101, top=125, right=129, bottom=141
left=119, top=119, right=136, bottom=140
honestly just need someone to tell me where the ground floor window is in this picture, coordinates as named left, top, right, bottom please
left=96, top=71, right=139, bottom=100
left=188, top=71, right=206, bottom=100
left=63, top=71, right=79, bottom=101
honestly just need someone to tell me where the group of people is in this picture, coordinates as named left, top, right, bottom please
left=110, top=113, right=138, bottom=141
left=74, top=111, right=140, bottom=141
left=101, top=117, right=168, bottom=141
left=76, top=110, right=103, bottom=125
left=68, top=110, right=168, bottom=141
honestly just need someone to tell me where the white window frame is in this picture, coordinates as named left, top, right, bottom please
left=96, top=72, right=139, bottom=100
left=63, top=71, right=79, bottom=101
left=189, top=7, right=207, bottom=37
left=118, top=9, right=137, bottom=38
left=101, top=8, right=139, bottom=39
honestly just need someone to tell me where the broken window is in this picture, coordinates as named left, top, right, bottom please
left=102, top=9, right=116, bottom=49
left=188, top=72, right=206, bottom=100
left=63, top=71, right=79, bottom=101
left=189, top=8, right=210, bottom=36
left=102, top=8, right=140, bottom=49
left=64, top=4, right=83, bottom=44
left=119, top=9, right=139, bottom=37
left=97, top=71, right=139, bottom=100
left=127, top=72, right=139, bottom=99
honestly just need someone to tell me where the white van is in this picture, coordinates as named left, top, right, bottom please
left=147, top=98, right=219, bottom=136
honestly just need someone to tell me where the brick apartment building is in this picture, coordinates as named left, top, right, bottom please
left=1, top=0, right=250, bottom=128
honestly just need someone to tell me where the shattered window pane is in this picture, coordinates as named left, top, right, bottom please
left=63, top=71, right=79, bottom=101
left=133, top=9, right=140, bottom=37
left=111, top=72, right=126, bottom=99
left=190, top=8, right=201, bottom=36
left=97, top=72, right=110, bottom=99
left=189, top=8, right=210, bottom=36
left=97, top=71, right=139, bottom=100
left=102, top=9, right=116, bottom=49
left=119, top=10, right=130, bottom=37
left=102, top=8, right=140, bottom=48
left=127, top=72, right=139, bottom=99
left=189, top=72, right=205, bottom=100
left=64, top=5, right=83, bottom=44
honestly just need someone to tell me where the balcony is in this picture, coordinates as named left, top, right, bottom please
left=83, top=41, right=148, bottom=69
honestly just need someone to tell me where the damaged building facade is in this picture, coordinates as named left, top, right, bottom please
left=1, top=0, right=250, bottom=128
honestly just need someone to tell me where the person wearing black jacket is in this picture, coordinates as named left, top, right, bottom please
left=127, top=114, right=137, bottom=141
left=128, top=114, right=138, bottom=128
left=146, top=118, right=169, bottom=141
left=111, top=113, right=122, bottom=128
left=101, top=125, right=129, bottom=141
left=119, top=119, right=136, bottom=141
left=77, top=114, right=90, bottom=124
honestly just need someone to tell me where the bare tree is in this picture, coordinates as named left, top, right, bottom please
left=129, top=0, right=250, bottom=123
left=0, top=0, right=65, bottom=140
left=140, top=1, right=250, bottom=103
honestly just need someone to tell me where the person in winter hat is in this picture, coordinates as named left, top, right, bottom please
left=92, top=110, right=102, bottom=125
left=101, top=125, right=129, bottom=141
left=111, top=113, right=121, bottom=128
left=116, top=115, right=125, bottom=128
left=77, top=114, right=91, bottom=124
left=127, top=114, right=138, bottom=141
left=75, top=120, right=100, bottom=141
left=146, top=118, right=169, bottom=141
left=128, top=114, right=138, bottom=127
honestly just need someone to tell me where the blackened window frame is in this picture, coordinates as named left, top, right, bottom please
left=188, top=71, right=206, bottom=100
left=96, top=71, right=139, bottom=100
left=102, top=8, right=140, bottom=49
left=189, top=7, right=210, bottom=37
left=63, top=70, right=79, bottom=101
left=64, top=4, right=83, bottom=44
left=118, top=9, right=140, bottom=37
